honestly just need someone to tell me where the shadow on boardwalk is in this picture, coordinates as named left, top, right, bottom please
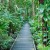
left=10, top=23, right=36, bottom=50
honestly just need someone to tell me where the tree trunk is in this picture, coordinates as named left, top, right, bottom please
left=1, top=0, right=4, bottom=3
left=32, top=0, right=35, bottom=16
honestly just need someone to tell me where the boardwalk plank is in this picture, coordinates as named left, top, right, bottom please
left=10, top=23, right=36, bottom=50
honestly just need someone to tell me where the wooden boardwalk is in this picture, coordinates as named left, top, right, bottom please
left=10, top=23, right=36, bottom=50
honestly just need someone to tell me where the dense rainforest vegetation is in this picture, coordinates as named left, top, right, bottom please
left=0, top=0, right=50, bottom=50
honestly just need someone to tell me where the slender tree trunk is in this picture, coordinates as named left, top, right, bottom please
left=32, top=0, right=35, bottom=16
left=1, top=0, right=4, bottom=3
left=8, top=0, right=11, bottom=10
left=42, top=17, right=48, bottom=46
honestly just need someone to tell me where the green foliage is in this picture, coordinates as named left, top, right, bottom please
left=0, top=8, right=24, bottom=49
left=37, top=43, right=50, bottom=50
left=0, top=0, right=50, bottom=50
left=29, top=16, right=42, bottom=45
left=29, top=0, right=50, bottom=50
left=0, top=28, right=14, bottom=49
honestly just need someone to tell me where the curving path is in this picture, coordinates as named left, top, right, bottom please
left=10, top=23, right=36, bottom=50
